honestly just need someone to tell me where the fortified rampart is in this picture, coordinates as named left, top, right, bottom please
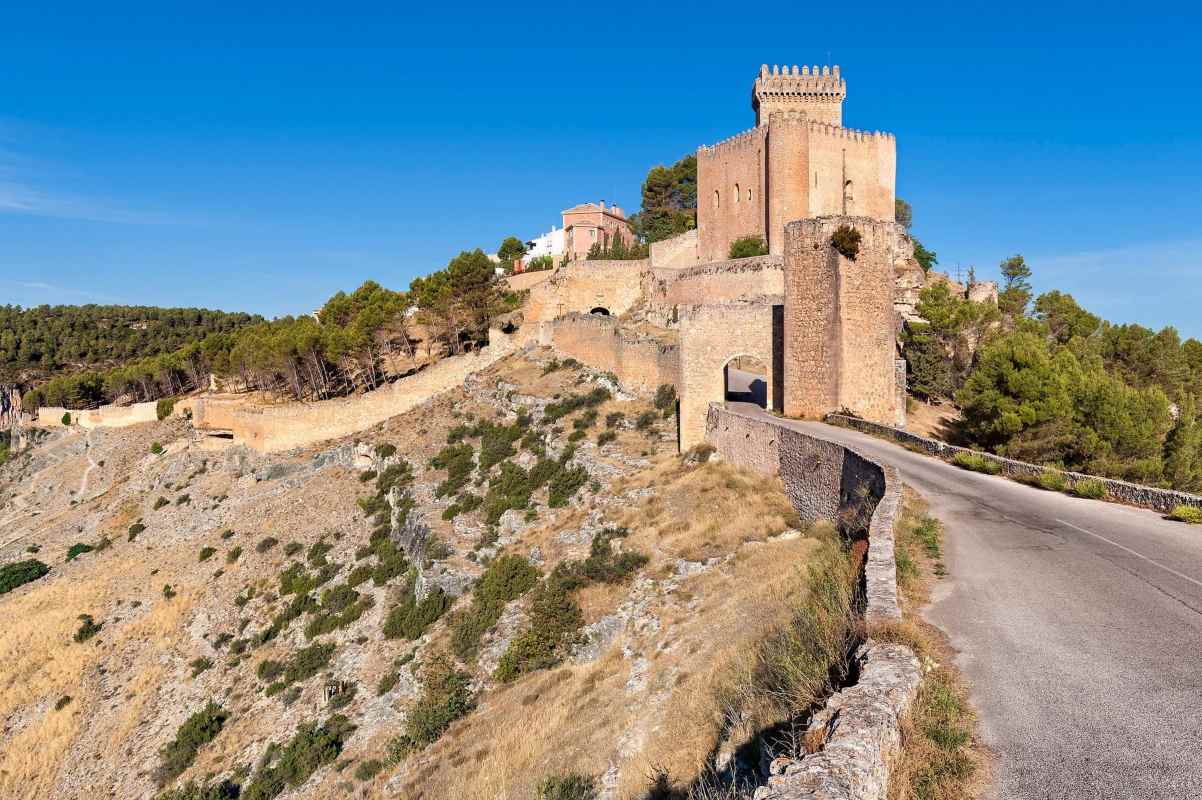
left=36, top=400, right=160, bottom=429
left=648, top=229, right=699, bottom=268
left=543, top=313, right=679, bottom=392
left=521, top=259, right=649, bottom=325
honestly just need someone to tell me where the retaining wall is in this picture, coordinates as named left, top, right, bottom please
left=705, top=404, right=919, bottom=800
left=828, top=415, right=1202, bottom=515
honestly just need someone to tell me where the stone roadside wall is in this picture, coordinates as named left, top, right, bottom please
left=543, top=313, right=679, bottom=392
left=647, top=255, right=784, bottom=307
left=828, top=414, right=1202, bottom=515
left=705, top=403, right=920, bottom=800
left=648, top=229, right=699, bottom=268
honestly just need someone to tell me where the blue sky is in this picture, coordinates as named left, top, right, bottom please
left=2, top=2, right=1201, bottom=336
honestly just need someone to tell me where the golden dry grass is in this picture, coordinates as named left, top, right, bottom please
left=876, top=489, right=990, bottom=800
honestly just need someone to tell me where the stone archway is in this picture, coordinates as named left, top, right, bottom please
left=590, top=306, right=611, bottom=316
left=677, top=302, right=779, bottom=450
left=724, top=354, right=768, bottom=408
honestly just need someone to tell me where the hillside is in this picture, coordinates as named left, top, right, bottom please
left=0, top=304, right=261, bottom=383
left=0, top=348, right=839, bottom=800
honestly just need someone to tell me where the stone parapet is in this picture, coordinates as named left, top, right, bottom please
left=827, top=414, right=1202, bottom=515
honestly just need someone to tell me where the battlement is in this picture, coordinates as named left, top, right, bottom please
left=698, top=125, right=766, bottom=157
left=804, top=120, right=894, bottom=142
left=754, top=64, right=846, bottom=126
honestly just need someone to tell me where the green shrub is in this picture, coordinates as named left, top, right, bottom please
left=155, top=778, right=240, bottom=800
left=377, top=670, right=400, bottom=696
left=950, top=451, right=1002, bottom=475
left=728, top=234, right=769, bottom=259
left=257, top=659, right=285, bottom=682
left=541, top=358, right=562, bottom=376
left=548, top=464, right=589, bottom=508
left=55, top=695, right=73, bottom=711
left=494, top=578, right=583, bottom=683
left=327, top=681, right=357, bottom=710
left=0, top=559, right=50, bottom=594
left=175, top=494, right=191, bottom=506
left=537, top=773, right=597, bottom=800
left=220, top=529, right=236, bottom=539
left=635, top=411, right=657, bottom=431
left=596, top=430, right=617, bottom=446
left=154, top=702, right=229, bottom=786
left=1033, top=469, right=1068, bottom=492
left=256, top=537, right=279, bottom=554
left=284, top=541, right=303, bottom=557
left=543, top=388, right=611, bottom=423
left=1170, top=505, right=1202, bottom=524
left=156, top=398, right=176, bottom=421
left=553, top=527, right=647, bottom=589
left=830, top=225, right=862, bottom=259
left=450, top=555, right=540, bottom=661
left=572, top=409, right=598, bottom=431
left=568, top=430, right=586, bottom=443
left=128, top=522, right=146, bottom=541
left=150, top=441, right=164, bottom=455
left=354, top=758, right=385, bottom=781
left=383, top=585, right=451, bottom=640
left=347, top=563, right=373, bottom=587
left=431, top=443, right=475, bottom=498
left=189, top=657, right=213, bottom=678
left=163, top=584, right=176, bottom=599
left=226, top=546, right=243, bottom=564
left=605, top=412, right=625, bottom=428
left=62, top=412, right=71, bottom=426
left=65, top=543, right=94, bottom=562
left=284, top=642, right=336, bottom=685
left=304, top=584, right=373, bottom=639
left=385, top=657, right=473, bottom=758
left=375, top=442, right=397, bottom=459
left=199, top=546, right=217, bottom=562
left=358, top=469, right=377, bottom=483
left=240, top=715, right=354, bottom=800
left=478, top=421, right=524, bottom=473
left=153, top=496, right=170, bottom=510
left=1069, top=479, right=1107, bottom=500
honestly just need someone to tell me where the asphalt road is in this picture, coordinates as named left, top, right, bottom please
left=726, top=396, right=1202, bottom=799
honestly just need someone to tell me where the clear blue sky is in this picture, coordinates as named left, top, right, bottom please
left=3, top=2, right=1201, bottom=337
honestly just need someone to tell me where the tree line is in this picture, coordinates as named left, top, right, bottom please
left=22, top=250, right=519, bottom=411
left=904, top=253, right=1202, bottom=491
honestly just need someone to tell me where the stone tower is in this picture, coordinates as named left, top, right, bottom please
left=752, top=64, right=846, bottom=127
left=696, top=64, right=895, bottom=263
left=782, top=216, right=905, bottom=425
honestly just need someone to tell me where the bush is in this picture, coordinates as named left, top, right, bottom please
left=728, top=235, right=769, bottom=259
left=154, top=702, right=229, bottom=786
left=654, top=384, right=677, bottom=417
left=163, top=584, right=176, bottom=599
left=73, top=614, right=103, bottom=642
left=199, top=546, right=216, bottom=562
left=354, top=759, right=385, bottom=781
left=494, top=578, right=584, bottom=682
left=55, top=695, right=73, bottom=711
left=1028, top=469, right=1067, bottom=492
left=304, top=584, right=373, bottom=639
left=358, top=469, right=377, bottom=483
left=950, top=451, right=1001, bottom=475
left=478, top=421, right=524, bottom=473
left=548, top=464, right=589, bottom=508
left=1170, top=505, right=1202, bottom=524
left=65, top=542, right=94, bottom=562
left=153, top=496, right=170, bottom=510
left=1069, top=479, right=1107, bottom=500
left=150, top=441, right=164, bottom=455
left=605, top=412, right=625, bottom=429
left=543, top=388, right=611, bottom=423
left=597, top=430, right=617, bottom=447
left=256, top=537, right=279, bottom=554
left=62, top=412, right=71, bottom=426
left=375, top=442, right=397, bottom=459
left=537, top=773, right=597, bottom=800
left=128, top=522, right=146, bottom=541
left=377, top=670, right=400, bottom=696
left=241, top=715, right=354, bottom=800
left=155, top=779, right=240, bottom=800
left=156, top=398, right=176, bottom=421
left=284, top=541, right=303, bottom=557
left=385, top=657, right=473, bottom=757
left=0, top=559, right=50, bottom=594
left=553, top=527, right=648, bottom=589
left=450, top=554, right=540, bottom=661
left=830, top=225, right=862, bottom=260
left=635, top=411, right=657, bottom=431
left=226, top=546, right=243, bottom=564
left=383, top=585, right=451, bottom=640
left=189, top=657, right=213, bottom=678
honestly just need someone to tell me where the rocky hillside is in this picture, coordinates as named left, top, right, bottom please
left=0, top=348, right=828, bottom=800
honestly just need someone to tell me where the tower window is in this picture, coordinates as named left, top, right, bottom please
left=714, top=189, right=720, bottom=209
left=734, top=184, right=740, bottom=204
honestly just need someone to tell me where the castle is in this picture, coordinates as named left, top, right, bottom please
left=515, top=63, right=915, bottom=449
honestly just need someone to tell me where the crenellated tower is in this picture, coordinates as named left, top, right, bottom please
left=752, top=64, right=846, bottom=127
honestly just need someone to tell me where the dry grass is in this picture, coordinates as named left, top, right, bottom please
left=875, top=490, right=990, bottom=800
left=617, top=459, right=802, bottom=562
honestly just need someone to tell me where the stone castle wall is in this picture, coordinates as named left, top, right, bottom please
left=648, top=229, right=699, bottom=268
left=696, top=127, right=769, bottom=262
left=36, top=400, right=160, bottom=429
left=783, top=216, right=902, bottom=426
left=647, top=255, right=783, bottom=307
left=543, top=313, right=679, bottom=392
left=521, top=259, right=648, bottom=324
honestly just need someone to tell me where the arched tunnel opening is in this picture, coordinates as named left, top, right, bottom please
left=589, top=307, right=610, bottom=316
left=724, top=355, right=768, bottom=409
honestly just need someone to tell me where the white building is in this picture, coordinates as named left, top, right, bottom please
left=525, top=226, right=565, bottom=261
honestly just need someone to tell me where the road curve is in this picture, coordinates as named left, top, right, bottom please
left=729, top=403, right=1202, bottom=800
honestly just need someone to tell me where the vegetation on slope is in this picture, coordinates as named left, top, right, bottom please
left=903, top=226, right=1202, bottom=490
